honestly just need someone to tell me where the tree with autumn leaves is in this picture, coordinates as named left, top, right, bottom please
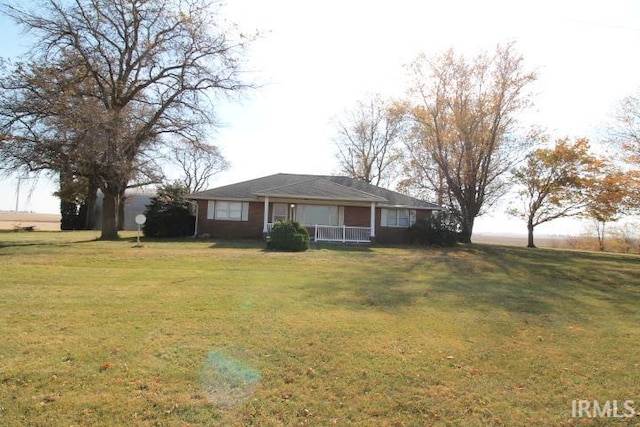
left=510, top=137, right=639, bottom=249
left=510, top=138, right=598, bottom=248
left=401, top=44, right=537, bottom=243
left=334, top=44, right=639, bottom=248
left=584, top=170, right=639, bottom=251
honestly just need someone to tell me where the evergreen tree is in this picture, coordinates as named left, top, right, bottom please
left=143, top=183, right=194, bottom=238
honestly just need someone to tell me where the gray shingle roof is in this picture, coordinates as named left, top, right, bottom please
left=253, top=177, right=386, bottom=202
left=189, top=173, right=441, bottom=209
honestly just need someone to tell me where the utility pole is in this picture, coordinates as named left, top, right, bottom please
left=15, top=176, right=22, bottom=213
left=14, top=175, right=28, bottom=213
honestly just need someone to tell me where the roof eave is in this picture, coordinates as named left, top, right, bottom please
left=188, top=195, right=256, bottom=202
left=379, top=203, right=444, bottom=210
left=253, top=192, right=386, bottom=202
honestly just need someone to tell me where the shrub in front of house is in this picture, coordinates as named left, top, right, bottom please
left=409, top=211, right=459, bottom=247
left=267, top=220, right=310, bottom=252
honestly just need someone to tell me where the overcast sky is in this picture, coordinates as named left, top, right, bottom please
left=1, top=0, right=639, bottom=234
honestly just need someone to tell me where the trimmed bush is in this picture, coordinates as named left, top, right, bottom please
left=409, top=211, right=460, bottom=247
left=267, top=220, right=310, bottom=252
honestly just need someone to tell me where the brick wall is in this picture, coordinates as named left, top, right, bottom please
left=374, top=208, right=433, bottom=245
left=343, top=206, right=370, bottom=226
left=341, top=206, right=434, bottom=244
left=196, top=201, right=265, bottom=239
left=195, top=200, right=435, bottom=244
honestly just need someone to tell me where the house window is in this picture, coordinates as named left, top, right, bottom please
left=207, top=201, right=249, bottom=221
left=381, top=208, right=416, bottom=228
left=272, top=203, right=288, bottom=222
left=296, top=205, right=340, bottom=226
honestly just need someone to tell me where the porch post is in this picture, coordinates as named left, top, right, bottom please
left=263, top=196, right=269, bottom=234
left=370, top=202, right=376, bottom=239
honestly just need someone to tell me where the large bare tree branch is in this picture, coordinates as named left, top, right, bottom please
left=0, top=0, right=256, bottom=239
left=334, top=94, right=406, bottom=187
left=170, top=138, right=229, bottom=193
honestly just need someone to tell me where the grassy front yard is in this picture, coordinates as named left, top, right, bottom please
left=1, top=231, right=639, bottom=426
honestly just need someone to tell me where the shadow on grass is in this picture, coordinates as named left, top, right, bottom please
left=0, top=232, right=100, bottom=250
left=309, top=242, right=373, bottom=252
left=426, top=244, right=640, bottom=316
left=208, top=239, right=267, bottom=250
left=302, top=243, right=640, bottom=315
left=123, top=236, right=266, bottom=250
left=205, top=239, right=375, bottom=252
left=302, top=256, right=428, bottom=311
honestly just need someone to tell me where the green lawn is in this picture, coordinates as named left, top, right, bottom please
left=1, top=231, right=639, bottom=426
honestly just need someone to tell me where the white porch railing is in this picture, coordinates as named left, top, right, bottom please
left=266, top=223, right=371, bottom=243
left=314, top=225, right=371, bottom=243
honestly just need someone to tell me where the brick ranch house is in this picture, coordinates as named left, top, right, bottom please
left=189, top=173, right=442, bottom=244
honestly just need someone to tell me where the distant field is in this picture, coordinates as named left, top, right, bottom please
left=0, top=212, right=61, bottom=231
left=1, top=231, right=639, bottom=426
left=472, top=233, right=560, bottom=248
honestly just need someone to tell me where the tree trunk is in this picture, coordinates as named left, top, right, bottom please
left=100, top=189, right=119, bottom=240
left=459, top=216, right=474, bottom=244
left=527, top=221, right=536, bottom=248
left=597, top=221, right=606, bottom=251
left=117, top=189, right=126, bottom=231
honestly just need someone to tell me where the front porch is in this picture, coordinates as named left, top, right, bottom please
left=262, top=196, right=376, bottom=244
left=267, top=223, right=372, bottom=243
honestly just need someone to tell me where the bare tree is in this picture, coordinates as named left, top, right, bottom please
left=610, top=92, right=640, bottom=164
left=0, top=54, right=116, bottom=229
left=334, top=94, right=406, bottom=187
left=600, top=91, right=640, bottom=248
left=0, top=0, right=254, bottom=239
left=403, top=43, right=537, bottom=243
left=171, top=140, right=229, bottom=193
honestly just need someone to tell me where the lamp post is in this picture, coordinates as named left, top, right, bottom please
left=134, top=214, right=146, bottom=245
